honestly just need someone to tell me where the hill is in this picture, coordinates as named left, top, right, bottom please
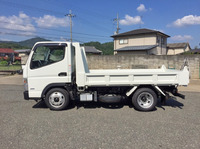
left=18, top=37, right=50, bottom=48
left=0, top=37, right=50, bottom=50
left=0, top=41, right=29, bottom=50
left=0, top=38, right=114, bottom=55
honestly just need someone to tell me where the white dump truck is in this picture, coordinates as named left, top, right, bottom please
left=23, top=42, right=189, bottom=111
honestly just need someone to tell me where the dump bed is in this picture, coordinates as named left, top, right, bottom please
left=75, top=44, right=189, bottom=88
left=85, top=66, right=189, bottom=86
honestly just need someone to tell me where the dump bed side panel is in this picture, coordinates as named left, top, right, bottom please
left=85, top=72, right=179, bottom=86
left=84, top=66, right=189, bottom=87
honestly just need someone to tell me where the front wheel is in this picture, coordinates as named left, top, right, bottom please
left=132, top=88, right=157, bottom=111
left=45, top=88, right=69, bottom=111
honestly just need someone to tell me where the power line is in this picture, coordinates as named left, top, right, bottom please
left=0, top=28, right=112, bottom=46
left=78, top=16, right=112, bottom=33
left=0, top=21, right=111, bottom=39
left=0, top=31, right=85, bottom=43
left=0, top=0, right=63, bottom=16
left=57, top=1, right=113, bottom=20
left=0, top=31, right=59, bottom=40
left=0, top=27, right=111, bottom=41
left=0, top=1, right=115, bottom=42
left=0, top=27, right=67, bottom=38
left=0, top=0, right=114, bottom=35
left=54, top=2, right=115, bottom=33
left=0, top=0, right=113, bottom=20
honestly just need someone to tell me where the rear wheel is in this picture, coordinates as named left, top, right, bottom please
left=132, top=88, right=157, bottom=111
left=45, top=88, right=69, bottom=110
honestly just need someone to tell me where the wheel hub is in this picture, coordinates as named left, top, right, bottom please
left=137, top=92, right=154, bottom=109
left=141, top=96, right=147, bottom=102
left=49, top=92, right=65, bottom=108
left=54, top=97, right=59, bottom=102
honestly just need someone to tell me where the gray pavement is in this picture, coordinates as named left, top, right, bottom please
left=0, top=74, right=23, bottom=85
left=0, top=75, right=200, bottom=149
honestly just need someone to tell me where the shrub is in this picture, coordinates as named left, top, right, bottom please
left=6, top=57, right=11, bottom=62
left=14, top=61, right=21, bottom=65
left=0, top=60, right=8, bottom=65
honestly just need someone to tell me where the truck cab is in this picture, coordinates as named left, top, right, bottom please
left=23, top=41, right=189, bottom=111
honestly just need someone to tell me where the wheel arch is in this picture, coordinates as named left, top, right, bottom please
left=137, top=85, right=159, bottom=96
left=127, top=85, right=159, bottom=97
left=41, top=83, right=68, bottom=99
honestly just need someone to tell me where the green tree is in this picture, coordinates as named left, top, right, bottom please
left=194, top=46, right=199, bottom=50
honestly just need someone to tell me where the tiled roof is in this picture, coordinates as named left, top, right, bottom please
left=111, top=28, right=170, bottom=38
left=167, top=42, right=188, bottom=49
left=83, top=46, right=102, bottom=54
left=0, top=48, right=17, bottom=54
left=115, top=45, right=157, bottom=51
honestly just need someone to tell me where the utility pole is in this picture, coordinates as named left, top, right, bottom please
left=113, top=13, right=120, bottom=34
left=65, top=10, right=75, bottom=42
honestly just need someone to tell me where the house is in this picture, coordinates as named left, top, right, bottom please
left=111, top=28, right=170, bottom=55
left=82, top=46, right=102, bottom=55
left=0, top=48, right=21, bottom=62
left=167, top=43, right=191, bottom=55
left=14, top=49, right=31, bottom=57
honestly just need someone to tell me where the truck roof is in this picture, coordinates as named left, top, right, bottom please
left=33, top=41, right=80, bottom=47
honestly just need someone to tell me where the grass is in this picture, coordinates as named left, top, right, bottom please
left=0, top=65, right=21, bottom=71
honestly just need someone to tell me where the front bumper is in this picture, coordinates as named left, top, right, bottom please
left=23, top=91, right=29, bottom=100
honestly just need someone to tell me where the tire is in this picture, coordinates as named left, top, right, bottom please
left=45, top=88, right=69, bottom=111
left=132, top=88, right=157, bottom=111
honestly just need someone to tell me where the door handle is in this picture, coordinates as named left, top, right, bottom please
left=58, top=72, right=67, bottom=76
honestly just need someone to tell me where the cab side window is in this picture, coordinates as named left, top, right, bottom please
left=30, top=45, right=65, bottom=69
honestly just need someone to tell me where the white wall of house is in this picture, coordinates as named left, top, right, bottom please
left=185, top=46, right=190, bottom=52
left=167, top=45, right=190, bottom=55
left=19, top=53, right=26, bottom=57
left=114, top=34, right=167, bottom=55
left=114, top=34, right=157, bottom=50
left=167, top=48, right=181, bottom=55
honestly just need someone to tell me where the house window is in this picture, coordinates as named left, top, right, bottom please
left=157, top=36, right=160, bottom=43
left=161, top=37, right=165, bottom=44
left=119, top=39, right=128, bottom=44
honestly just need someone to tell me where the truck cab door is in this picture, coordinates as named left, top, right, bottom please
left=27, top=43, right=70, bottom=98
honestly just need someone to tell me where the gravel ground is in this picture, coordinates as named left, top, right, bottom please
left=0, top=82, right=200, bottom=149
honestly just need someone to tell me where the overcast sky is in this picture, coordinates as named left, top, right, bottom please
left=0, top=0, right=200, bottom=48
